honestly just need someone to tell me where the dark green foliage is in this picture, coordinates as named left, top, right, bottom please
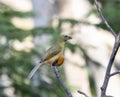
left=100, top=1, right=120, bottom=33
left=88, top=69, right=97, bottom=97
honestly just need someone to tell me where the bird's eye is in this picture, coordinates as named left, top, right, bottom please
left=64, top=35, right=68, bottom=38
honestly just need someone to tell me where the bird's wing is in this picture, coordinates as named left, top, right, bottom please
left=41, top=44, right=62, bottom=62
left=28, top=45, right=62, bottom=79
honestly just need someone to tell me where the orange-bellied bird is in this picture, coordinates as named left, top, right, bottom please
left=28, top=35, right=72, bottom=79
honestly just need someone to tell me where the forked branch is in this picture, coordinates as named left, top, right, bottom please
left=53, top=61, right=90, bottom=97
left=94, top=0, right=120, bottom=97
left=53, top=1, right=119, bottom=97
left=100, top=39, right=120, bottom=97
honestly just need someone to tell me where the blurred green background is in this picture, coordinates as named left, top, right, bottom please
left=0, top=0, right=120, bottom=97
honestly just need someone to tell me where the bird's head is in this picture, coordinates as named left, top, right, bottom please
left=58, top=35, right=72, bottom=42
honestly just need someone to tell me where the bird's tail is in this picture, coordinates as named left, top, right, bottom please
left=28, top=62, right=43, bottom=79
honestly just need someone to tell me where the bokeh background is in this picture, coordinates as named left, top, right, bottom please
left=0, top=0, right=120, bottom=97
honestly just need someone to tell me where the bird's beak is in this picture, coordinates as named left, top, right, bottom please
left=64, top=35, right=72, bottom=41
left=67, top=36, right=72, bottom=40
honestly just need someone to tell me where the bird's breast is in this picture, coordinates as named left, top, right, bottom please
left=52, top=55, right=64, bottom=66
left=47, top=52, right=62, bottom=65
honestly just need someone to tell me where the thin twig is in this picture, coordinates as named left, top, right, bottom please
left=94, top=0, right=117, bottom=37
left=100, top=37, right=120, bottom=97
left=110, top=71, right=120, bottom=77
left=78, top=90, right=89, bottom=97
left=53, top=61, right=73, bottom=97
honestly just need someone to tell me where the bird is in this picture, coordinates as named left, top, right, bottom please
left=28, top=35, right=72, bottom=79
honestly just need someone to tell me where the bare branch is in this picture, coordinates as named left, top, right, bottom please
left=100, top=38, right=120, bottom=97
left=110, top=71, right=120, bottom=77
left=94, top=0, right=117, bottom=37
left=78, top=90, right=89, bottom=97
left=94, top=0, right=120, bottom=96
left=53, top=61, right=73, bottom=97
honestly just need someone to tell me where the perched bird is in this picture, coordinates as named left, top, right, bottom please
left=28, top=35, right=72, bottom=79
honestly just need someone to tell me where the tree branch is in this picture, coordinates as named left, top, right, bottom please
left=94, top=0, right=117, bottom=37
left=100, top=37, right=120, bottom=97
left=53, top=61, right=73, bottom=97
left=78, top=90, right=89, bottom=97
left=110, top=71, right=120, bottom=77
left=94, top=0, right=120, bottom=96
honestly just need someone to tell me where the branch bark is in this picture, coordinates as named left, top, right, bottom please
left=78, top=90, right=89, bottom=97
left=94, top=0, right=120, bottom=97
left=94, top=0, right=117, bottom=37
left=110, top=71, right=120, bottom=77
left=53, top=61, right=73, bottom=97
left=100, top=38, right=120, bottom=97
